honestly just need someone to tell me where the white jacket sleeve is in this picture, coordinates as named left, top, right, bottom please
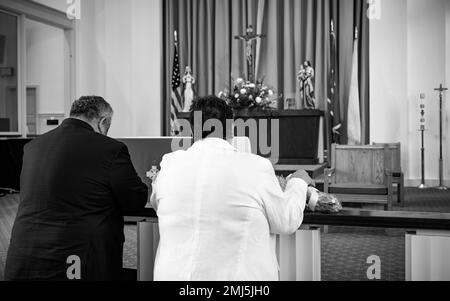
left=149, top=153, right=173, bottom=211
left=258, top=159, right=308, bottom=235
left=150, top=182, right=158, bottom=210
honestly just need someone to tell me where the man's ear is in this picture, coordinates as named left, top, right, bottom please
left=100, top=116, right=111, bottom=128
left=97, top=117, right=110, bottom=135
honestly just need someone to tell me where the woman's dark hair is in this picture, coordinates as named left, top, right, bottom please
left=70, top=96, right=113, bottom=121
left=189, top=95, right=234, bottom=140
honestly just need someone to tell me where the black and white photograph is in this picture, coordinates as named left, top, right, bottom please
left=0, top=0, right=449, bottom=289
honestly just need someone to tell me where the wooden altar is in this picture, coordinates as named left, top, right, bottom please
left=177, top=109, right=325, bottom=165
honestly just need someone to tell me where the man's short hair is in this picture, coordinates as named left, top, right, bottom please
left=70, top=96, right=113, bottom=120
left=189, top=95, right=234, bottom=140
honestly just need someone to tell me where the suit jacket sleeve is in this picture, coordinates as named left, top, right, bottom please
left=110, top=143, right=148, bottom=215
left=258, top=159, right=308, bottom=235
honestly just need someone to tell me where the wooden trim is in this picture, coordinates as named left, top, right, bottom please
left=177, top=110, right=325, bottom=119
left=333, top=194, right=388, bottom=203
left=64, top=27, right=76, bottom=115
left=18, top=14, right=26, bottom=137
left=335, top=144, right=385, bottom=150
left=0, top=11, right=21, bottom=136
left=0, top=0, right=74, bottom=29
left=323, top=167, right=335, bottom=193
left=129, top=208, right=450, bottom=230
left=331, top=143, right=337, bottom=169
left=386, top=170, right=393, bottom=210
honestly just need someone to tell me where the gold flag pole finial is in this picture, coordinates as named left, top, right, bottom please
left=174, top=31, right=178, bottom=43
left=354, top=27, right=358, bottom=40
left=331, top=20, right=334, bottom=32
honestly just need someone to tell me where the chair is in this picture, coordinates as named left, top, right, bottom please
left=324, top=144, right=393, bottom=211
left=372, top=142, right=404, bottom=206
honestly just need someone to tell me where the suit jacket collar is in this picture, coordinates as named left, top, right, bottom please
left=61, top=118, right=95, bottom=132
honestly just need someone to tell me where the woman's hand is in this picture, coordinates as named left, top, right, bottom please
left=289, top=169, right=315, bottom=187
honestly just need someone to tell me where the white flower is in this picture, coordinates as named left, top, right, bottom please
left=236, top=78, right=244, bottom=84
left=248, top=83, right=256, bottom=88
left=240, top=88, right=247, bottom=95
left=255, top=97, right=262, bottom=104
left=268, top=90, right=274, bottom=96
left=235, top=94, right=239, bottom=99
left=218, top=91, right=223, bottom=98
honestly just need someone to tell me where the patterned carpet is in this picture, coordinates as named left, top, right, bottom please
left=320, top=187, right=450, bottom=281
left=321, top=226, right=406, bottom=281
left=0, top=195, right=18, bottom=282
left=2, top=187, right=450, bottom=281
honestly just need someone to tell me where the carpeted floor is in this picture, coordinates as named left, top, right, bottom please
left=0, top=194, right=18, bottom=282
left=2, top=187, right=450, bottom=281
left=320, top=226, right=406, bottom=281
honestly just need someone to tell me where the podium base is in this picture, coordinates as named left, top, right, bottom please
left=417, top=184, right=428, bottom=189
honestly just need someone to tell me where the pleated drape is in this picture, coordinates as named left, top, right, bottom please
left=332, top=0, right=370, bottom=144
left=255, top=0, right=329, bottom=110
left=162, top=0, right=369, bottom=144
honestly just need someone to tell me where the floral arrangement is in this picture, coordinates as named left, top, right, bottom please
left=218, top=77, right=281, bottom=110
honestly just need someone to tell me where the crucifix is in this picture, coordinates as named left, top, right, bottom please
left=234, top=25, right=266, bottom=83
left=434, top=83, right=448, bottom=190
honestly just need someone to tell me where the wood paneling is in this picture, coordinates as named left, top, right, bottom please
left=333, top=145, right=387, bottom=185
left=373, top=142, right=401, bottom=172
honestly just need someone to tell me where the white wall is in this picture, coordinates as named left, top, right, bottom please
left=75, top=0, right=106, bottom=105
left=407, top=0, right=448, bottom=185
left=26, top=19, right=65, bottom=114
left=32, top=0, right=163, bottom=137
left=76, top=0, right=163, bottom=137
left=369, top=0, right=408, bottom=149
left=370, top=0, right=450, bottom=186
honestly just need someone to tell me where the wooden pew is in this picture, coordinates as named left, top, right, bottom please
left=324, top=144, right=393, bottom=210
left=372, top=142, right=404, bottom=206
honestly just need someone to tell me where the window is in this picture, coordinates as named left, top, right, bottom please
left=0, top=10, right=18, bottom=134
left=0, top=0, right=75, bottom=137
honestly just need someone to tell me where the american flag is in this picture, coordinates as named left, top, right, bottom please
left=328, top=20, right=342, bottom=143
left=170, top=36, right=183, bottom=136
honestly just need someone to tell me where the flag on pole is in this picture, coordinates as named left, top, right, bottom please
left=327, top=20, right=342, bottom=143
left=347, top=27, right=361, bottom=145
left=170, top=31, right=183, bottom=136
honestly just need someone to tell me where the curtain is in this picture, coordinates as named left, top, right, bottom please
left=256, top=0, right=329, bottom=110
left=331, top=0, right=370, bottom=144
left=162, top=0, right=369, bottom=144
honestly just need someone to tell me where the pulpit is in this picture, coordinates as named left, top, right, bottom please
left=177, top=109, right=324, bottom=165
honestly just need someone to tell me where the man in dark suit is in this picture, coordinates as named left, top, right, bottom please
left=4, top=96, right=148, bottom=281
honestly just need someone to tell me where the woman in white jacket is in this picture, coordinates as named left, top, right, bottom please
left=150, top=96, right=313, bottom=281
